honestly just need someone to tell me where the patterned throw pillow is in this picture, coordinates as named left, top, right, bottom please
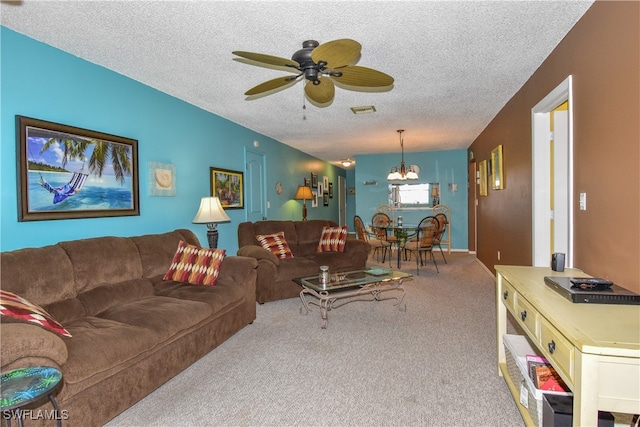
left=163, top=241, right=226, bottom=286
left=255, top=231, right=294, bottom=259
left=0, top=290, right=72, bottom=337
left=317, top=226, right=348, bottom=253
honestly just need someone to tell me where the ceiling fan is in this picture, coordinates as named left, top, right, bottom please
left=232, top=39, right=394, bottom=107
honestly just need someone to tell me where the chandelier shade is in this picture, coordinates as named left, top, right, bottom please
left=387, top=129, right=419, bottom=181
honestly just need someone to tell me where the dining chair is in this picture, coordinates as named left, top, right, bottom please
left=433, top=212, right=448, bottom=264
left=402, top=216, right=439, bottom=275
left=354, top=215, right=391, bottom=264
left=371, top=212, right=397, bottom=243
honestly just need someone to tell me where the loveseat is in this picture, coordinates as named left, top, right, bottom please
left=0, top=229, right=257, bottom=426
left=237, top=220, right=370, bottom=303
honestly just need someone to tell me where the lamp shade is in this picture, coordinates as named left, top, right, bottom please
left=294, top=185, right=313, bottom=200
left=192, top=196, right=230, bottom=224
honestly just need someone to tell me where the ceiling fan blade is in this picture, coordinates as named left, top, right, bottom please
left=233, top=51, right=299, bottom=69
left=311, top=39, right=361, bottom=69
left=332, top=65, right=394, bottom=87
left=305, top=79, right=335, bottom=105
left=245, top=76, right=298, bottom=96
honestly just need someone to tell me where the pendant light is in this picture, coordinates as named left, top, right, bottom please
left=387, top=129, right=419, bottom=180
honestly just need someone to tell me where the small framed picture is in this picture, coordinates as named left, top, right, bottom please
left=210, top=167, right=244, bottom=209
left=304, top=177, right=311, bottom=188
left=323, top=175, right=329, bottom=189
left=311, top=173, right=318, bottom=189
left=312, top=190, right=318, bottom=207
left=323, top=192, right=329, bottom=206
left=328, top=182, right=333, bottom=198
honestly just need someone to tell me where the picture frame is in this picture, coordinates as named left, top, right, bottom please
left=491, top=145, right=504, bottom=190
left=304, top=177, right=311, bottom=188
left=311, top=173, right=318, bottom=189
left=323, top=192, right=329, bottom=206
left=210, top=167, right=244, bottom=209
left=312, top=190, right=318, bottom=208
left=323, top=175, right=329, bottom=189
left=149, top=161, right=176, bottom=197
left=479, top=160, right=488, bottom=196
left=328, top=182, right=333, bottom=198
left=317, top=182, right=323, bottom=202
left=17, top=115, right=139, bottom=221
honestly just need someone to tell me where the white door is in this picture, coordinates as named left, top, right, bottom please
left=338, top=176, right=347, bottom=226
left=245, top=150, right=267, bottom=222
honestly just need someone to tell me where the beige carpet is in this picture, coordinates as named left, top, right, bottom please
left=106, top=253, right=524, bottom=426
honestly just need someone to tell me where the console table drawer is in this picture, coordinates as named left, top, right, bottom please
left=500, top=278, right=517, bottom=312
left=540, top=320, right=574, bottom=386
left=515, top=297, right=539, bottom=339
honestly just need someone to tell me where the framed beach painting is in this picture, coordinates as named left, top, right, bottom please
left=210, top=167, right=244, bottom=209
left=17, top=116, right=139, bottom=221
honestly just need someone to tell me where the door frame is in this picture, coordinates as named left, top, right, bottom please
left=531, top=75, right=574, bottom=267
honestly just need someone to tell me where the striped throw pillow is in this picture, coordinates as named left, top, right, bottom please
left=0, top=290, right=72, bottom=337
left=163, top=241, right=226, bottom=286
left=317, top=226, right=348, bottom=252
left=256, top=231, right=294, bottom=259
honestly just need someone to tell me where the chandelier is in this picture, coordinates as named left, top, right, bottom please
left=387, top=129, right=419, bottom=180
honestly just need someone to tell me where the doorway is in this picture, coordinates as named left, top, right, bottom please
left=531, top=76, right=574, bottom=267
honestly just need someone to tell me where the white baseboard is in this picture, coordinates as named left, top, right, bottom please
left=475, top=258, right=495, bottom=279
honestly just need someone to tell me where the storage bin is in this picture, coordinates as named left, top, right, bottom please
left=504, top=334, right=572, bottom=427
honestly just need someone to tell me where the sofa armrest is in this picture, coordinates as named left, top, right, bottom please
left=343, top=237, right=371, bottom=255
left=237, top=245, right=279, bottom=265
left=218, top=255, right=258, bottom=283
left=0, top=323, right=68, bottom=370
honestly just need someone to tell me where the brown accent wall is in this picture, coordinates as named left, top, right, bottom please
left=469, top=1, right=640, bottom=292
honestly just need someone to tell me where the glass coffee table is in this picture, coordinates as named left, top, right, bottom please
left=293, top=268, right=411, bottom=329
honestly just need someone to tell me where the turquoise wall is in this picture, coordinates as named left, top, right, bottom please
left=354, top=150, right=468, bottom=250
left=1, top=27, right=344, bottom=253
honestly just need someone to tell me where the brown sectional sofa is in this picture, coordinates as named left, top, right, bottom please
left=0, top=229, right=257, bottom=426
left=237, top=220, right=370, bottom=303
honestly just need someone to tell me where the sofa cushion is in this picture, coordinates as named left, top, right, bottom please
left=59, top=236, right=143, bottom=294
left=77, top=279, right=155, bottom=317
left=163, top=241, right=225, bottom=286
left=256, top=231, right=294, bottom=259
left=317, top=226, right=348, bottom=253
left=275, top=257, right=319, bottom=281
left=0, top=290, right=71, bottom=337
left=98, top=295, right=212, bottom=342
left=61, top=316, right=161, bottom=384
left=132, top=229, right=200, bottom=278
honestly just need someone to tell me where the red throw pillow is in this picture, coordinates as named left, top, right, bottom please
left=255, top=231, right=294, bottom=259
left=163, top=241, right=226, bottom=286
left=0, top=290, right=72, bottom=337
left=317, top=226, right=348, bottom=252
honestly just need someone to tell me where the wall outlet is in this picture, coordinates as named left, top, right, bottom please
left=497, top=251, right=501, bottom=260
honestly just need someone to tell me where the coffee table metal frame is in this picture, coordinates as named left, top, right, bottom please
left=294, top=269, right=411, bottom=329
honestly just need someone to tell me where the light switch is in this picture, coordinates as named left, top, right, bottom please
left=579, top=193, right=586, bottom=211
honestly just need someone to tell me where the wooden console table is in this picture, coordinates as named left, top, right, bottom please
left=495, top=265, right=640, bottom=426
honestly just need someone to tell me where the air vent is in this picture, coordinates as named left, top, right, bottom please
left=351, top=105, right=376, bottom=114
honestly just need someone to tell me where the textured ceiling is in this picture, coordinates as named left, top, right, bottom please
left=1, top=0, right=594, bottom=167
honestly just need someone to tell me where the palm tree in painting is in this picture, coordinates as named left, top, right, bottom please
left=41, top=137, right=131, bottom=184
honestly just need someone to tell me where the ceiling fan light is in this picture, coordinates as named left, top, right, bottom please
left=341, top=159, right=353, bottom=167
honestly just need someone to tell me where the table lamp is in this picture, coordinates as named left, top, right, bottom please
left=192, top=196, right=230, bottom=248
left=294, top=185, right=313, bottom=221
